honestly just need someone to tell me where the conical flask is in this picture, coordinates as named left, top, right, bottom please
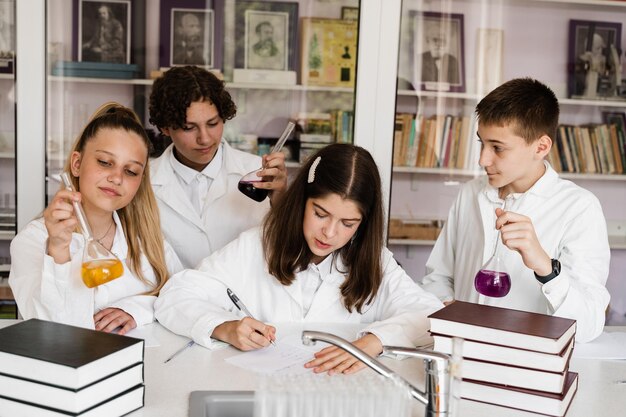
left=474, top=199, right=511, bottom=297
left=238, top=121, right=295, bottom=202
left=60, top=172, right=124, bottom=288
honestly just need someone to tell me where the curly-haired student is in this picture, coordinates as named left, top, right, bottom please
left=148, top=66, right=288, bottom=268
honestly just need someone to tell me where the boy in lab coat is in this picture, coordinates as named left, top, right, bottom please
left=148, top=66, right=288, bottom=268
left=421, top=77, right=610, bottom=343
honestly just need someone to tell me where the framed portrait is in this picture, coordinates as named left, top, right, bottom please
left=475, top=28, right=503, bottom=95
left=410, top=11, right=465, bottom=93
left=159, top=0, right=224, bottom=70
left=234, top=1, right=298, bottom=71
left=0, top=0, right=15, bottom=74
left=245, top=10, right=288, bottom=70
left=568, top=19, right=622, bottom=99
left=341, top=7, right=359, bottom=21
left=76, top=0, right=131, bottom=64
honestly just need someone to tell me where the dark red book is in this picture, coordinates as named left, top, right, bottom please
left=428, top=301, right=576, bottom=354
left=461, top=371, right=578, bottom=417
left=432, top=333, right=574, bottom=372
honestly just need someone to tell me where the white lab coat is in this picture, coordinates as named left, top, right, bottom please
left=421, top=162, right=610, bottom=342
left=154, top=227, right=444, bottom=349
left=151, top=140, right=270, bottom=269
left=9, top=212, right=183, bottom=329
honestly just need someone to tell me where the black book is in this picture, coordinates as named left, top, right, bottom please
left=0, top=319, right=144, bottom=390
left=0, top=384, right=145, bottom=417
left=0, top=363, right=143, bottom=414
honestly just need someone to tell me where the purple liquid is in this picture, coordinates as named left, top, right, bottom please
left=474, top=269, right=511, bottom=298
left=238, top=180, right=269, bottom=202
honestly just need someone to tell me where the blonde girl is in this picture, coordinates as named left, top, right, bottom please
left=10, top=103, right=183, bottom=334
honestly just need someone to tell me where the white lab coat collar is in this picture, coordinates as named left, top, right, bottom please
left=281, top=253, right=348, bottom=320
left=482, top=161, right=557, bottom=205
left=151, top=139, right=252, bottom=186
left=151, top=140, right=249, bottom=229
left=169, top=144, right=223, bottom=184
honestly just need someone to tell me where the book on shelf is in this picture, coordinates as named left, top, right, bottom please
left=461, top=356, right=569, bottom=393
left=392, top=113, right=477, bottom=171
left=461, top=372, right=578, bottom=417
left=0, top=384, right=145, bottom=417
left=609, top=124, right=624, bottom=173
left=329, top=110, right=354, bottom=143
left=0, top=319, right=144, bottom=389
left=428, top=301, right=576, bottom=354
left=0, top=363, right=143, bottom=414
left=550, top=123, right=626, bottom=175
left=432, top=333, right=574, bottom=373
left=300, top=18, right=358, bottom=88
left=51, top=61, right=139, bottom=79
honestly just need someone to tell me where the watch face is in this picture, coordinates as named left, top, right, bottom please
left=553, top=259, right=561, bottom=275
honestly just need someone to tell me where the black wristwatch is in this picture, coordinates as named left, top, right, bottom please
left=535, top=259, right=561, bottom=284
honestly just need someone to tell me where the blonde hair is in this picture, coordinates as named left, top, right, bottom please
left=63, top=102, right=170, bottom=295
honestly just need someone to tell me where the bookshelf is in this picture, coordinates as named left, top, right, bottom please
left=390, top=0, right=626, bottom=324
left=48, top=75, right=356, bottom=93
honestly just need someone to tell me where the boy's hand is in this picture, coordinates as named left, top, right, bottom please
left=255, top=152, right=287, bottom=204
left=495, top=208, right=553, bottom=277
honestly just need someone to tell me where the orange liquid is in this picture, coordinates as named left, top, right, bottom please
left=81, top=259, right=124, bottom=288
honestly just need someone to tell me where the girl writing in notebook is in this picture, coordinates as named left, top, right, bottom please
left=155, top=143, right=442, bottom=375
left=10, top=103, right=183, bottom=334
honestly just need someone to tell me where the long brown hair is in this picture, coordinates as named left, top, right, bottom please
left=263, top=143, right=385, bottom=313
left=63, top=102, right=170, bottom=295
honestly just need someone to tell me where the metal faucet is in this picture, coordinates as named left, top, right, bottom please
left=302, top=331, right=452, bottom=417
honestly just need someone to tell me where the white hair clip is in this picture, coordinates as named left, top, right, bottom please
left=308, top=156, right=321, bottom=184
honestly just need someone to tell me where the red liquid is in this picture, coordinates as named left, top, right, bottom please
left=474, top=269, right=511, bottom=298
left=238, top=180, right=269, bottom=202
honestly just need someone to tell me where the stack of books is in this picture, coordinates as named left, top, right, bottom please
left=429, top=301, right=578, bottom=417
left=0, top=319, right=145, bottom=416
left=295, top=112, right=333, bottom=163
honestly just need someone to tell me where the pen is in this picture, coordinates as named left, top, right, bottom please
left=226, top=288, right=276, bottom=347
left=163, top=340, right=194, bottom=363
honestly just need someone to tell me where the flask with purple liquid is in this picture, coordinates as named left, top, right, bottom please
left=474, top=199, right=511, bottom=298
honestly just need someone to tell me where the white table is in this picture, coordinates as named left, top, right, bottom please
left=1, top=320, right=625, bottom=416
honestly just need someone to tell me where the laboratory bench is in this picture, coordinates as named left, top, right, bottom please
left=0, top=320, right=624, bottom=417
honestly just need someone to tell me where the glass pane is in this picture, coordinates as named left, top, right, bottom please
left=46, top=0, right=360, bottom=190
left=0, top=0, right=15, bottom=317
left=0, top=0, right=15, bottom=283
left=390, top=0, right=626, bottom=324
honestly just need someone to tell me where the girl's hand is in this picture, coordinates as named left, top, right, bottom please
left=94, top=308, right=137, bottom=335
left=495, top=208, right=552, bottom=276
left=43, top=189, right=80, bottom=264
left=304, top=333, right=383, bottom=375
left=212, top=317, right=276, bottom=351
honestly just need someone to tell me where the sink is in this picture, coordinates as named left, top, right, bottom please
left=189, top=391, right=254, bottom=417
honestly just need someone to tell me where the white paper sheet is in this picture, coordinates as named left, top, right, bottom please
left=225, top=341, right=315, bottom=375
left=572, top=331, right=626, bottom=359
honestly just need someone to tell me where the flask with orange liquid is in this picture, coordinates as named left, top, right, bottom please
left=60, top=173, right=124, bottom=288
